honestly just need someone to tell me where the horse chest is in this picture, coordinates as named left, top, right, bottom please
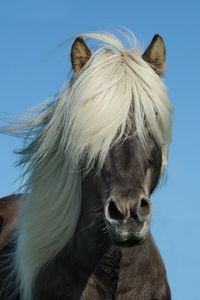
left=80, top=245, right=159, bottom=300
left=81, top=264, right=153, bottom=300
left=80, top=247, right=146, bottom=300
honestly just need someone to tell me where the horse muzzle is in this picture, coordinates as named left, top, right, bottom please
left=104, top=196, right=152, bottom=243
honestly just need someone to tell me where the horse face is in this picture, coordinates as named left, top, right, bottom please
left=98, top=134, right=162, bottom=244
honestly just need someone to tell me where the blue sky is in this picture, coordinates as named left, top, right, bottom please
left=0, top=1, right=200, bottom=299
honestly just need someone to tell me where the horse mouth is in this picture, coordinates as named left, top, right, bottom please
left=106, top=223, right=148, bottom=245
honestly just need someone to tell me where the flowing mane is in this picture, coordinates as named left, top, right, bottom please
left=2, top=31, right=172, bottom=300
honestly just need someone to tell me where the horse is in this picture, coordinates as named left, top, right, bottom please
left=0, top=195, right=23, bottom=251
left=0, top=30, right=172, bottom=300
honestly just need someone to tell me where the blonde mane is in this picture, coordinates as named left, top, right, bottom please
left=2, top=30, right=172, bottom=299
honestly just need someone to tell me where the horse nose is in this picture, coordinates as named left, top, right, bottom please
left=106, top=197, right=150, bottom=223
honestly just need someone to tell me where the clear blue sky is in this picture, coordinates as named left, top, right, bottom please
left=0, top=1, right=199, bottom=299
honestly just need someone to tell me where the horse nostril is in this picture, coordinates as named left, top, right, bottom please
left=130, top=198, right=150, bottom=221
left=108, top=200, right=124, bottom=221
left=139, top=198, right=150, bottom=217
left=140, top=198, right=149, bottom=207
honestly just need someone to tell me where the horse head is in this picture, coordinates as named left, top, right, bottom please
left=71, top=34, right=168, bottom=244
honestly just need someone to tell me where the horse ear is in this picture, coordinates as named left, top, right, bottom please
left=71, top=37, right=92, bottom=75
left=142, top=34, right=166, bottom=76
